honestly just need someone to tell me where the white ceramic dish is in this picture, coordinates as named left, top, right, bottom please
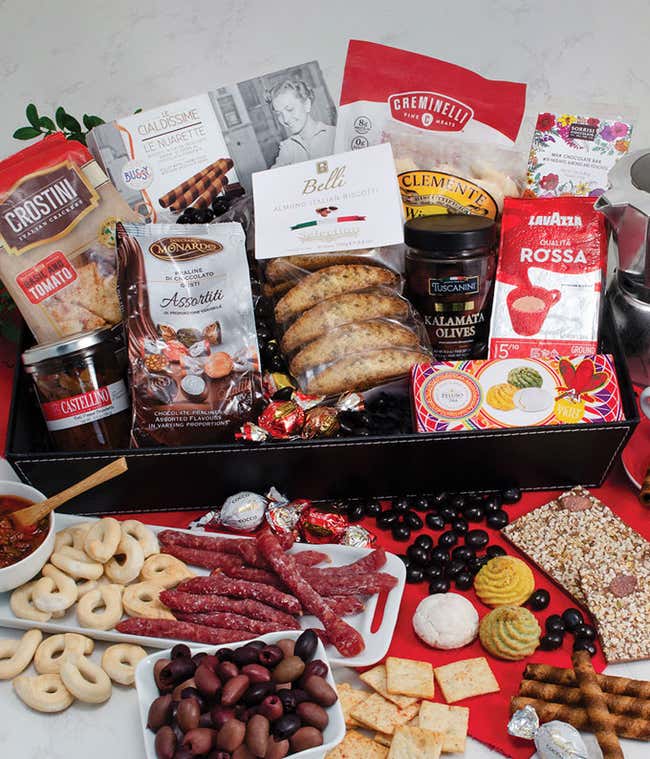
left=135, top=630, right=345, bottom=759
left=0, top=482, right=54, bottom=592
left=0, top=512, right=405, bottom=667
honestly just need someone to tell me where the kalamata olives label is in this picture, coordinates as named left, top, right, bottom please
left=40, top=379, right=129, bottom=431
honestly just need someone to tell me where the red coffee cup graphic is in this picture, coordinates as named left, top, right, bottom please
left=507, top=285, right=561, bottom=336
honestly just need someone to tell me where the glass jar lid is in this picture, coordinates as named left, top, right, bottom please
left=404, top=215, right=496, bottom=255
left=22, top=326, right=116, bottom=369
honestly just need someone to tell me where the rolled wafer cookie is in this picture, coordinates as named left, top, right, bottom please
left=572, top=650, right=624, bottom=758
left=170, top=174, right=229, bottom=212
left=524, top=663, right=650, bottom=699
left=159, top=158, right=233, bottom=208
left=519, top=678, right=650, bottom=719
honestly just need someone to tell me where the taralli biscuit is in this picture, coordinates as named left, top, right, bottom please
left=123, top=581, right=175, bottom=620
left=10, top=581, right=52, bottom=623
left=54, top=529, right=74, bottom=552
left=360, top=665, right=419, bottom=708
left=70, top=523, right=93, bottom=551
left=120, top=520, right=159, bottom=558
left=141, top=553, right=195, bottom=589
left=32, top=564, right=78, bottom=613
left=104, top=533, right=145, bottom=585
left=387, top=726, right=443, bottom=759
left=265, top=251, right=374, bottom=283
left=337, top=683, right=370, bottom=727
left=418, top=701, right=469, bottom=753
left=50, top=546, right=103, bottom=581
left=325, top=729, right=389, bottom=759
left=434, top=657, right=500, bottom=703
left=479, top=606, right=541, bottom=660
left=350, top=693, right=420, bottom=735
left=34, top=633, right=94, bottom=675
left=275, top=264, right=400, bottom=323
left=101, top=644, right=147, bottom=686
left=60, top=655, right=112, bottom=704
left=76, top=584, right=123, bottom=631
left=486, top=382, right=517, bottom=411
left=385, top=657, right=434, bottom=700
left=13, top=673, right=74, bottom=713
left=473, top=556, right=535, bottom=607
left=0, top=629, right=42, bottom=680
left=84, top=517, right=122, bottom=563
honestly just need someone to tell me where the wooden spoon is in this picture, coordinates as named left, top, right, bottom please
left=10, top=457, right=128, bottom=530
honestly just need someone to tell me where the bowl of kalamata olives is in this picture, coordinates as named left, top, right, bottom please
left=136, top=629, right=346, bottom=759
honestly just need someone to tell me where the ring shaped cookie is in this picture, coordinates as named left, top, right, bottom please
left=13, top=673, right=74, bottom=712
left=10, top=581, right=52, bottom=623
left=50, top=546, right=103, bottom=581
left=101, top=644, right=147, bottom=686
left=60, top=655, right=112, bottom=704
left=141, top=553, right=194, bottom=589
left=122, top=581, right=175, bottom=620
left=70, top=522, right=92, bottom=551
left=34, top=633, right=94, bottom=675
left=54, top=529, right=74, bottom=552
left=33, top=564, right=78, bottom=613
left=121, top=520, right=159, bottom=558
left=75, top=578, right=99, bottom=597
left=104, top=534, right=144, bottom=585
left=76, top=584, right=123, bottom=631
left=0, top=629, right=43, bottom=680
left=84, top=517, right=121, bottom=563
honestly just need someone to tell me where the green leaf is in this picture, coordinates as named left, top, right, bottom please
left=82, top=114, right=105, bottom=130
left=55, top=106, right=67, bottom=129
left=66, top=131, right=87, bottom=145
left=62, top=113, right=81, bottom=132
left=39, top=116, right=56, bottom=131
left=13, top=126, right=41, bottom=140
left=133, top=108, right=142, bottom=114
left=26, top=103, right=40, bottom=129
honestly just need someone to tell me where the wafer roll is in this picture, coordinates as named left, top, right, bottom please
left=524, top=663, right=650, bottom=699
left=573, top=651, right=624, bottom=758
left=510, top=697, right=650, bottom=740
left=520, top=678, right=650, bottom=719
left=189, top=175, right=230, bottom=210
left=159, top=158, right=233, bottom=208
left=640, top=466, right=650, bottom=507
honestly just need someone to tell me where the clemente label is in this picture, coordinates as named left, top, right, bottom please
left=398, top=171, right=498, bottom=220
left=40, top=380, right=129, bottom=431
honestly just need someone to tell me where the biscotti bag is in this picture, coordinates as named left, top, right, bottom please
left=116, top=222, right=262, bottom=446
left=0, top=133, right=140, bottom=342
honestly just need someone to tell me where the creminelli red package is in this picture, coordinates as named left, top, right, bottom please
left=488, top=197, right=607, bottom=360
left=335, top=40, right=527, bottom=152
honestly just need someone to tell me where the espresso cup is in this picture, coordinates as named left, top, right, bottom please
left=507, top=285, right=561, bottom=336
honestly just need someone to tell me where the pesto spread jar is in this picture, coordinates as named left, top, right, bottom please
left=404, top=215, right=497, bottom=360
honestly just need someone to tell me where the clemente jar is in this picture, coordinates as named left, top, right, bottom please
left=405, top=216, right=497, bottom=360
left=22, top=326, right=131, bottom=451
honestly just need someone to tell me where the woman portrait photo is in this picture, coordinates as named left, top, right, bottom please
left=266, top=79, right=336, bottom=167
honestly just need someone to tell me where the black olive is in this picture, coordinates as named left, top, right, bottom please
left=212, top=199, right=230, bottom=216
left=364, top=500, right=383, bottom=517
left=526, top=589, right=551, bottom=611
left=465, top=529, right=489, bottom=549
left=406, top=544, right=429, bottom=566
left=501, top=487, right=522, bottom=504
left=425, top=513, right=445, bottom=531
left=414, top=534, right=434, bottom=552
left=562, top=608, right=584, bottom=632
left=573, top=624, right=597, bottom=642
left=424, top=564, right=443, bottom=580
left=483, top=494, right=502, bottom=513
left=391, top=523, right=411, bottom=542
left=273, top=713, right=302, bottom=740
left=429, top=547, right=450, bottom=566
left=411, top=496, right=430, bottom=512
left=545, top=615, right=566, bottom=635
left=184, top=206, right=201, bottom=221
left=440, top=506, right=458, bottom=523
left=398, top=554, right=410, bottom=568
left=486, top=510, right=509, bottom=529
left=377, top=510, right=399, bottom=530
left=463, top=506, right=485, bottom=522
left=404, top=510, right=424, bottom=530
left=445, top=560, right=466, bottom=578
left=268, top=356, right=285, bottom=372
left=232, top=644, right=260, bottom=666
left=452, top=518, right=468, bottom=535
left=486, top=545, right=507, bottom=559
left=171, top=644, right=192, bottom=660
left=428, top=577, right=451, bottom=594
left=454, top=572, right=474, bottom=590
left=540, top=633, right=563, bottom=650
left=216, top=647, right=234, bottom=662
left=572, top=639, right=597, bottom=656
left=406, top=565, right=424, bottom=584
left=450, top=494, right=466, bottom=511
left=467, top=555, right=489, bottom=574
left=277, top=690, right=298, bottom=712
left=393, top=497, right=410, bottom=513
left=346, top=504, right=365, bottom=523
left=243, top=681, right=275, bottom=705
left=176, top=214, right=190, bottom=223
left=294, top=629, right=318, bottom=662
left=451, top=546, right=475, bottom=563
left=438, top=530, right=458, bottom=548
left=271, top=386, right=293, bottom=402
left=432, top=492, right=449, bottom=506
left=202, top=208, right=216, bottom=223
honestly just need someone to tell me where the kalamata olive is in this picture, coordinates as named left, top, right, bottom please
left=192, top=652, right=208, bottom=667
left=195, top=664, right=222, bottom=698
left=258, top=694, right=283, bottom=721
left=232, top=746, right=255, bottom=759
left=216, top=648, right=234, bottom=662
left=177, top=697, right=201, bottom=732
left=264, top=737, right=289, bottom=759
left=303, top=676, right=337, bottom=707
left=172, top=678, right=197, bottom=701
left=217, top=719, right=246, bottom=752
left=210, top=705, right=235, bottom=730
left=289, top=727, right=323, bottom=753
left=161, top=657, right=196, bottom=687
left=172, top=720, right=185, bottom=744
left=272, top=713, right=301, bottom=740
left=200, top=655, right=221, bottom=673
left=241, top=663, right=271, bottom=684
left=276, top=639, right=295, bottom=659
left=243, top=681, right=275, bottom=706
left=245, top=714, right=270, bottom=757
left=294, top=629, right=318, bottom=662
left=299, top=659, right=328, bottom=686
left=206, top=752, right=231, bottom=759
left=247, top=641, right=266, bottom=651
left=173, top=747, right=194, bottom=759
left=289, top=688, right=309, bottom=705
left=184, top=727, right=217, bottom=755
left=147, top=693, right=173, bottom=731
left=171, top=643, right=192, bottom=660
left=154, top=725, right=176, bottom=759
left=180, top=687, right=204, bottom=707
left=221, top=674, right=251, bottom=706
left=272, top=656, right=305, bottom=683
left=277, top=690, right=297, bottom=712
left=296, top=701, right=329, bottom=730
left=217, top=661, right=239, bottom=681
left=155, top=659, right=173, bottom=693
left=199, top=712, right=214, bottom=728
left=234, top=704, right=257, bottom=723
left=233, top=645, right=260, bottom=666
left=258, top=645, right=283, bottom=667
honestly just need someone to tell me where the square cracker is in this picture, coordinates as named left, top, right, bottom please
left=361, top=665, right=419, bottom=708
left=350, top=693, right=420, bottom=735
left=338, top=683, right=370, bottom=728
left=434, top=657, right=499, bottom=703
left=386, top=657, right=435, bottom=700
left=325, top=730, right=389, bottom=759
left=387, top=726, right=443, bottom=759
left=419, top=701, right=469, bottom=753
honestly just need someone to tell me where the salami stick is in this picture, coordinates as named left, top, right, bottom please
left=257, top=531, right=365, bottom=657
left=301, top=568, right=397, bottom=595
left=519, top=679, right=650, bottom=719
left=210, top=564, right=284, bottom=587
left=158, top=530, right=245, bottom=554
left=116, top=617, right=253, bottom=645
left=524, top=663, right=650, bottom=699
left=161, top=544, right=246, bottom=570
left=159, top=590, right=297, bottom=627
left=324, top=596, right=365, bottom=616
left=158, top=158, right=233, bottom=208
left=174, top=611, right=298, bottom=634
left=350, top=547, right=387, bottom=572
left=177, top=575, right=302, bottom=615
left=573, top=650, right=624, bottom=758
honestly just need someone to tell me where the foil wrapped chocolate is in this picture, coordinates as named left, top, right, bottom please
left=263, top=371, right=295, bottom=399
left=258, top=400, right=304, bottom=439
left=341, top=524, right=376, bottom=548
left=189, top=339, right=210, bottom=358
left=266, top=498, right=310, bottom=536
left=236, top=422, right=268, bottom=442
left=299, top=505, right=348, bottom=544
left=336, top=392, right=365, bottom=412
left=190, top=490, right=269, bottom=533
left=203, top=321, right=222, bottom=345
left=293, top=391, right=325, bottom=411
left=302, top=407, right=340, bottom=439
left=507, top=706, right=588, bottom=759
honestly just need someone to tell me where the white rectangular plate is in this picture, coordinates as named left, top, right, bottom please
left=0, top=513, right=405, bottom=667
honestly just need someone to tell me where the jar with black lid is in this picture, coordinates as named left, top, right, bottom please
left=22, top=325, right=131, bottom=451
left=404, top=215, right=497, bottom=360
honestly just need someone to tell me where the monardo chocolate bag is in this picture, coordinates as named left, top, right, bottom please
left=116, top=222, right=262, bottom=446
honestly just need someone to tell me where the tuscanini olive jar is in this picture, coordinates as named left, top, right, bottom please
left=404, top=215, right=497, bottom=360
left=22, top=325, right=131, bottom=452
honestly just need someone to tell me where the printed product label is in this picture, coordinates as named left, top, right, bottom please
left=398, top=171, right=498, bottom=220
left=388, top=91, right=473, bottom=132
left=429, top=276, right=479, bottom=296
left=16, top=251, right=78, bottom=304
left=40, top=380, right=129, bottom=431
left=420, top=370, right=482, bottom=420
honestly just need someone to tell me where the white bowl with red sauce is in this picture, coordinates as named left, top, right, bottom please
left=0, top=481, right=54, bottom=592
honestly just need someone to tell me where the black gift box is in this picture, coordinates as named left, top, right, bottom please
left=5, top=305, right=638, bottom=515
